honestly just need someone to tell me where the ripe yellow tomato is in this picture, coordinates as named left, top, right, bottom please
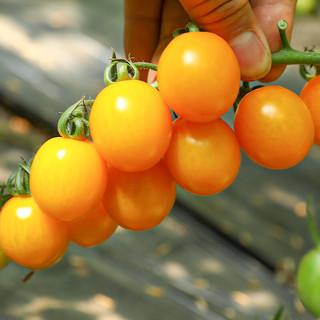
left=30, top=137, right=108, bottom=222
left=165, top=117, right=241, bottom=196
left=103, top=160, right=176, bottom=231
left=234, top=86, right=314, bottom=169
left=89, top=80, right=173, bottom=172
left=0, top=196, right=69, bottom=270
left=68, top=202, right=117, bottom=248
left=157, top=32, right=240, bottom=122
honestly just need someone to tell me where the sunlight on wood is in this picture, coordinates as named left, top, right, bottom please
left=192, top=278, right=210, bottom=290
left=294, top=201, right=307, bottom=217
left=199, top=258, right=224, bottom=274
left=144, top=285, right=166, bottom=298
left=5, top=77, right=21, bottom=93
left=194, top=297, right=209, bottom=313
left=93, top=294, right=116, bottom=310
left=156, top=243, right=172, bottom=257
left=163, top=261, right=189, bottom=279
left=224, top=307, right=237, bottom=319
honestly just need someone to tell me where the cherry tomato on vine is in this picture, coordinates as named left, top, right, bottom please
left=103, top=160, right=176, bottom=231
left=165, top=117, right=241, bottom=196
left=297, top=248, right=320, bottom=317
left=30, top=137, right=108, bottom=222
left=0, top=196, right=69, bottom=270
left=234, top=85, right=314, bottom=170
left=0, top=244, right=10, bottom=269
left=89, top=80, right=172, bottom=172
left=68, top=202, right=117, bottom=248
left=300, top=75, right=320, bottom=146
left=157, top=32, right=240, bottom=122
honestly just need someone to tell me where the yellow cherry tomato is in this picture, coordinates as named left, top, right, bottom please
left=30, top=137, right=108, bottom=222
left=165, top=117, right=241, bottom=196
left=68, top=202, right=117, bottom=248
left=103, top=160, right=176, bottom=231
left=89, top=80, right=173, bottom=172
left=0, top=196, right=68, bottom=270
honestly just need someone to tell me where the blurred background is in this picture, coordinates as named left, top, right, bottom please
left=1, top=0, right=320, bottom=319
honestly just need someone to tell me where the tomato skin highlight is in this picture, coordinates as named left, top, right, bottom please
left=300, top=75, right=320, bottom=146
left=165, top=117, right=241, bottom=196
left=297, top=249, right=320, bottom=317
left=234, top=86, right=314, bottom=170
left=103, top=160, right=176, bottom=231
left=30, top=137, right=108, bottom=222
left=90, top=80, right=173, bottom=172
left=0, top=196, right=69, bottom=270
left=68, top=202, right=117, bottom=248
left=157, top=32, right=240, bottom=122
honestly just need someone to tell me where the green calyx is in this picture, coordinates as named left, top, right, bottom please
left=57, top=97, right=94, bottom=140
left=0, top=157, right=34, bottom=202
left=173, top=21, right=200, bottom=38
left=103, top=49, right=158, bottom=87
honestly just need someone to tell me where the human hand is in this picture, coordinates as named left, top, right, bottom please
left=124, top=0, right=297, bottom=82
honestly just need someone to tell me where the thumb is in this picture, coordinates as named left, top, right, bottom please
left=179, top=0, right=271, bottom=81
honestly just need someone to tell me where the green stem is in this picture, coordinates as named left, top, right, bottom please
left=185, top=21, right=200, bottom=32
left=133, top=62, right=158, bottom=72
left=271, top=20, right=320, bottom=67
left=57, top=98, right=93, bottom=140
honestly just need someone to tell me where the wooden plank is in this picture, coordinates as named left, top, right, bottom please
left=0, top=203, right=312, bottom=320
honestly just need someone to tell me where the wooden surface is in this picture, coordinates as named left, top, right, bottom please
left=1, top=1, right=320, bottom=319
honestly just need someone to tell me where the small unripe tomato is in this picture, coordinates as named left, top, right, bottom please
left=0, top=196, right=69, bottom=270
left=90, top=80, right=172, bottom=172
left=297, top=248, right=320, bottom=317
left=30, top=137, right=108, bottom=222
left=103, top=160, right=176, bottom=231
left=68, top=202, right=117, bottom=248
left=165, top=117, right=241, bottom=196
left=157, top=32, right=240, bottom=122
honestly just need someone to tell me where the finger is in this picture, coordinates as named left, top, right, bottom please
left=179, top=0, right=272, bottom=81
left=124, top=0, right=163, bottom=80
left=148, top=0, right=189, bottom=82
left=251, top=0, right=297, bottom=82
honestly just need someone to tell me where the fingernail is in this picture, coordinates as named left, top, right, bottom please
left=229, top=31, right=271, bottom=81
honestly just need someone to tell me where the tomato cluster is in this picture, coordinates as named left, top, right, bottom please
left=0, top=29, right=318, bottom=277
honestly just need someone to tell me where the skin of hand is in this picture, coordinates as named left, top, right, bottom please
left=124, top=0, right=297, bottom=82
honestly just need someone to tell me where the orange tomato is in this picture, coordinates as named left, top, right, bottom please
left=165, top=117, right=241, bottom=196
left=68, top=202, right=117, bottom=247
left=89, top=80, right=172, bottom=172
left=157, top=32, right=240, bottom=122
left=0, top=196, right=69, bottom=270
left=300, top=75, right=320, bottom=146
left=234, top=85, right=314, bottom=169
left=103, top=160, right=176, bottom=231
left=30, top=137, right=108, bottom=222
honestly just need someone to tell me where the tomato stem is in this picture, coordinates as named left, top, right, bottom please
left=6, top=158, right=33, bottom=197
left=173, top=21, right=200, bottom=38
left=306, top=196, right=320, bottom=249
left=271, top=20, right=320, bottom=68
left=57, top=97, right=93, bottom=140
